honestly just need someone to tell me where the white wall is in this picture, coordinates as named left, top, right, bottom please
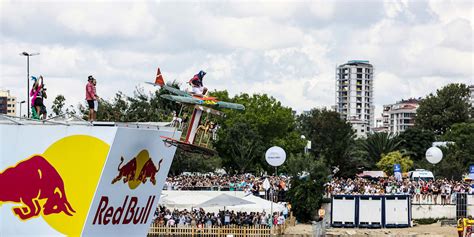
left=412, top=205, right=455, bottom=219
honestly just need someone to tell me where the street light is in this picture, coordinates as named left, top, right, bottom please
left=17, top=100, right=25, bottom=118
left=19, top=51, right=40, bottom=118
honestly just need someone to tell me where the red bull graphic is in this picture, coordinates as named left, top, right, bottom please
left=0, top=155, right=75, bottom=220
left=111, top=149, right=163, bottom=189
left=92, top=195, right=156, bottom=225
left=111, top=156, right=137, bottom=184
left=138, top=158, right=162, bottom=185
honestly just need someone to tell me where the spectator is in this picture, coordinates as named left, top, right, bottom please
left=324, top=176, right=470, bottom=205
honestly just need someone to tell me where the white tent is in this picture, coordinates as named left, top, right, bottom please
left=159, top=191, right=285, bottom=213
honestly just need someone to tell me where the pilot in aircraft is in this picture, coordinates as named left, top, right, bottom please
left=189, top=70, right=207, bottom=96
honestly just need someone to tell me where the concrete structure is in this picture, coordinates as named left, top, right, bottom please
left=336, top=60, right=374, bottom=138
left=386, top=99, right=419, bottom=134
left=374, top=98, right=419, bottom=134
left=0, top=90, right=16, bottom=116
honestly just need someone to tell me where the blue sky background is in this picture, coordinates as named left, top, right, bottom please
left=1, top=0, right=472, bottom=117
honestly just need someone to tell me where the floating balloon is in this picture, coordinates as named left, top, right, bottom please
left=265, top=146, right=286, bottom=167
left=426, top=147, right=443, bottom=164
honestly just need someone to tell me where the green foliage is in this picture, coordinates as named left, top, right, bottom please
left=398, top=127, right=435, bottom=162
left=51, top=95, right=66, bottom=116
left=347, top=138, right=373, bottom=172
left=286, top=156, right=329, bottom=223
left=436, top=122, right=474, bottom=179
left=214, top=92, right=301, bottom=173
left=169, top=150, right=222, bottom=175
left=414, top=218, right=439, bottom=225
left=415, top=83, right=472, bottom=135
left=79, top=82, right=182, bottom=122
left=362, top=132, right=402, bottom=164
left=376, top=151, right=413, bottom=174
left=298, top=108, right=355, bottom=177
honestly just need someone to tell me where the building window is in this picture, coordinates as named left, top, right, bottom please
left=357, top=68, right=362, bottom=73
left=7, top=104, right=11, bottom=107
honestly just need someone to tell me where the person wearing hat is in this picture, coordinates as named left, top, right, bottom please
left=189, top=70, right=207, bottom=96
left=30, top=75, right=45, bottom=119
left=85, top=75, right=99, bottom=121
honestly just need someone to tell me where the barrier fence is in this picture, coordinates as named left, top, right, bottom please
left=148, top=217, right=296, bottom=236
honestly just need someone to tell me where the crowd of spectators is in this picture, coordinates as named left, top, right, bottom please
left=325, top=176, right=473, bottom=204
left=163, top=174, right=289, bottom=202
left=152, top=205, right=288, bottom=228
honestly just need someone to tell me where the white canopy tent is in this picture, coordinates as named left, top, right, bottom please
left=159, top=191, right=285, bottom=214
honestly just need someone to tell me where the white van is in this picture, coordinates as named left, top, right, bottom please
left=408, top=169, right=435, bottom=181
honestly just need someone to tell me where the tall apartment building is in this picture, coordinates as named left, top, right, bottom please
left=336, top=60, right=374, bottom=138
left=377, top=98, right=419, bottom=134
left=0, top=90, right=17, bottom=116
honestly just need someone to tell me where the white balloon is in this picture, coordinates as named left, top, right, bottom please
left=426, top=147, right=443, bottom=164
left=265, top=146, right=286, bottom=167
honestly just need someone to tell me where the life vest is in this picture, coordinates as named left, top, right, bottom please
left=458, top=218, right=465, bottom=231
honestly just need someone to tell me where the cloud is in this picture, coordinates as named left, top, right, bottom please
left=0, top=0, right=472, bottom=120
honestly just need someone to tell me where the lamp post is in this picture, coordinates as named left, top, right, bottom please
left=19, top=52, right=40, bottom=118
left=17, top=100, right=25, bottom=118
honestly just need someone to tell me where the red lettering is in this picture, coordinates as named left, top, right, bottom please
left=103, top=207, right=113, bottom=225
left=92, top=195, right=156, bottom=225
left=112, top=196, right=128, bottom=225
left=123, top=197, right=137, bottom=224
left=93, top=196, right=108, bottom=225
left=142, top=196, right=155, bottom=224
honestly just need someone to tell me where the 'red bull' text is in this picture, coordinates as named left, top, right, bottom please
left=92, top=195, right=155, bottom=225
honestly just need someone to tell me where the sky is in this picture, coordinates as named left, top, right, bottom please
left=1, top=0, right=473, bottom=119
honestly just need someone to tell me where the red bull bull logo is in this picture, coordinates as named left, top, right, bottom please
left=111, top=149, right=163, bottom=189
left=0, top=155, right=75, bottom=220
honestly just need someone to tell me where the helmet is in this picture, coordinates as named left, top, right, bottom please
left=198, top=70, right=206, bottom=78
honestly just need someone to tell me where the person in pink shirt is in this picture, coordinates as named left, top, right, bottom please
left=85, top=75, right=98, bottom=121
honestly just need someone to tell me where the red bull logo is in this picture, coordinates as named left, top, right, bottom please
left=92, top=195, right=156, bottom=225
left=0, top=155, right=75, bottom=220
left=111, top=149, right=163, bottom=189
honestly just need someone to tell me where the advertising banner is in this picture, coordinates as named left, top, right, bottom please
left=0, top=124, right=179, bottom=236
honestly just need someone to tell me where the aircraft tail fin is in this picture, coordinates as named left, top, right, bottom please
left=155, top=67, right=165, bottom=86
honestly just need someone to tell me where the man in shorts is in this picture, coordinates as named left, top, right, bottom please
left=85, top=75, right=98, bottom=121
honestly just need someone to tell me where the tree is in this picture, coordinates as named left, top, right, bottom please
left=214, top=92, right=301, bottom=173
left=398, top=127, right=435, bottom=162
left=169, top=150, right=222, bottom=175
left=298, top=108, right=355, bottom=177
left=376, top=151, right=413, bottom=175
left=415, top=83, right=472, bottom=135
left=438, top=122, right=474, bottom=178
left=286, top=156, right=329, bottom=222
left=51, top=95, right=66, bottom=116
left=362, top=132, right=402, bottom=164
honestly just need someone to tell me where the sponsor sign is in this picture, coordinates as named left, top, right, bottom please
left=470, top=165, right=474, bottom=174
left=0, top=125, right=178, bottom=236
left=393, top=164, right=401, bottom=173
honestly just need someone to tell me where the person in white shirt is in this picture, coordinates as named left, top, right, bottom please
left=277, top=213, right=285, bottom=225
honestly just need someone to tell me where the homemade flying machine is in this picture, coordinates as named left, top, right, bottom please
left=146, top=68, right=245, bottom=156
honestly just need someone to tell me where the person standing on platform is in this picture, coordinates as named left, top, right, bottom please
left=85, top=75, right=98, bottom=121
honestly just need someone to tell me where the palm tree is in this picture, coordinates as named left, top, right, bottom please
left=362, top=132, right=402, bottom=163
